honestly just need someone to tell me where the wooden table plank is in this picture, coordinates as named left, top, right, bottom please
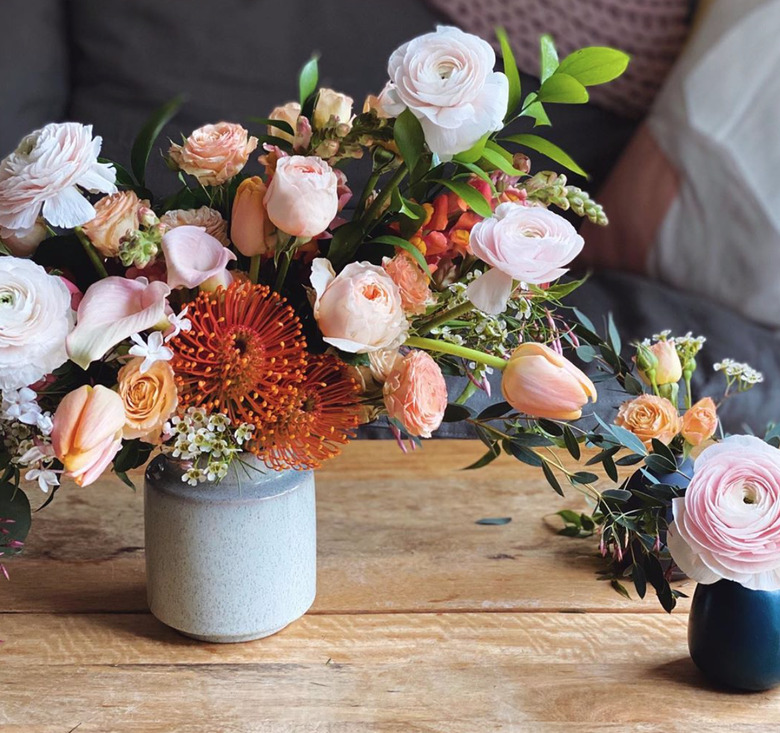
left=4, top=441, right=692, bottom=615
left=2, top=612, right=777, bottom=731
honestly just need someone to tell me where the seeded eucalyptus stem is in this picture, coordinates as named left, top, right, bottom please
left=75, top=228, right=109, bottom=279
left=404, top=336, right=508, bottom=371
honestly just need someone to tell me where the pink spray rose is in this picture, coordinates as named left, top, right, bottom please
left=52, top=385, right=125, bottom=487
left=82, top=190, right=146, bottom=258
left=0, top=122, right=116, bottom=231
left=383, top=350, right=448, bottom=438
left=378, top=26, right=508, bottom=160
left=169, top=122, right=258, bottom=186
left=501, top=342, right=597, bottom=421
left=310, top=258, right=408, bottom=353
left=668, top=435, right=780, bottom=591
left=467, top=203, right=584, bottom=315
left=160, top=206, right=229, bottom=246
left=264, top=156, right=339, bottom=239
left=161, top=225, right=236, bottom=290
left=383, top=254, right=432, bottom=315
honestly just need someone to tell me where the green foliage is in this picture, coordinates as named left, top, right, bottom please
left=539, top=34, right=559, bottom=82
left=496, top=28, right=522, bottom=117
left=537, top=73, right=589, bottom=104
left=503, top=134, right=587, bottom=178
left=113, top=440, right=155, bottom=490
left=432, top=179, right=492, bottom=218
left=131, top=95, right=184, bottom=188
left=368, top=235, right=432, bottom=277
left=249, top=117, right=295, bottom=136
left=394, top=109, right=427, bottom=176
left=298, top=56, right=319, bottom=107
left=557, top=47, right=630, bottom=86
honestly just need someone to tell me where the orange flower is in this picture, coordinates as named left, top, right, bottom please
left=382, top=253, right=432, bottom=315
left=681, top=397, right=718, bottom=446
left=117, top=357, right=178, bottom=444
left=615, top=394, right=682, bottom=448
left=168, top=281, right=307, bottom=434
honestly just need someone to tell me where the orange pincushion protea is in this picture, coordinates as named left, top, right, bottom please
left=259, top=354, right=362, bottom=470
left=169, top=281, right=307, bottom=439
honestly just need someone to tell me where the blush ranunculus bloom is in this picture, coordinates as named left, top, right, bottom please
left=681, top=397, right=719, bottom=447
left=310, top=258, right=408, bottom=353
left=378, top=26, right=508, bottom=160
left=383, top=350, right=448, bottom=438
left=615, top=394, right=682, bottom=448
left=82, top=191, right=146, bottom=258
left=169, top=122, right=258, bottom=187
left=161, top=225, right=236, bottom=290
left=230, top=177, right=276, bottom=256
left=51, top=385, right=125, bottom=487
left=264, top=156, right=339, bottom=239
left=0, top=257, right=74, bottom=391
left=668, top=435, right=780, bottom=591
left=382, top=254, right=432, bottom=315
left=117, top=357, right=178, bottom=444
left=501, top=343, right=597, bottom=420
left=467, top=203, right=585, bottom=315
left=160, top=206, right=229, bottom=246
left=0, top=122, right=117, bottom=231
left=66, top=276, right=171, bottom=369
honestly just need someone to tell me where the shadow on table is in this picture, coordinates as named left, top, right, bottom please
left=648, top=657, right=764, bottom=696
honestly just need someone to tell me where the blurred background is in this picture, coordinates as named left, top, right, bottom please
left=2, top=0, right=779, bottom=432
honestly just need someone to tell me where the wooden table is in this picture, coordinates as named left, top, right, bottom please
left=2, top=441, right=777, bottom=731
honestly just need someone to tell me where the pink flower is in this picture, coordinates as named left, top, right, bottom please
left=66, top=276, right=171, bottom=369
left=0, top=123, right=116, bottom=231
left=160, top=206, right=229, bottom=246
left=501, top=343, right=597, bottom=420
left=310, top=258, right=408, bottom=353
left=169, top=122, right=258, bottom=187
left=82, top=191, right=146, bottom=258
left=467, top=203, right=584, bottom=315
left=267, top=102, right=302, bottom=145
left=0, top=257, right=74, bottom=391
left=382, top=254, right=432, bottom=315
left=51, top=385, right=125, bottom=487
left=230, top=177, right=276, bottom=257
left=668, top=435, right=780, bottom=591
left=161, top=225, right=236, bottom=290
left=264, top=156, right=339, bottom=239
left=0, top=219, right=47, bottom=256
left=383, top=350, right=448, bottom=438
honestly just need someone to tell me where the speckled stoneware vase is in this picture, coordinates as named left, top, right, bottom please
left=144, top=454, right=316, bottom=643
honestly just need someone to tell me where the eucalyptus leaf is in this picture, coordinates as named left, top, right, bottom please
left=464, top=445, right=501, bottom=470
left=443, top=403, right=473, bottom=423
left=542, top=461, right=564, bottom=496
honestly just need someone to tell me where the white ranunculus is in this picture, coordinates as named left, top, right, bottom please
left=0, top=258, right=74, bottom=390
left=0, top=123, right=116, bottom=232
left=378, top=26, right=508, bottom=160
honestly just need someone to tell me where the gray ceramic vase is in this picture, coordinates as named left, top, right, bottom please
left=144, top=454, right=316, bottom=643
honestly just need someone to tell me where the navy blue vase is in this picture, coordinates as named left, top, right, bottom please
left=689, top=580, right=780, bottom=691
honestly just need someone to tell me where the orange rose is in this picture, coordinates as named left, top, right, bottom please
left=382, top=254, right=432, bottom=315
left=117, top=357, right=178, bottom=444
left=82, top=191, right=145, bottom=258
left=615, top=394, right=682, bottom=448
left=681, top=397, right=718, bottom=446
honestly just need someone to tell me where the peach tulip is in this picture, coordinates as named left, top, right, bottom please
left=501, top=343, right=597, bottom=420
left=51, top=385, right=126, bottom=487
left=230, top=177, right=276, bottom=257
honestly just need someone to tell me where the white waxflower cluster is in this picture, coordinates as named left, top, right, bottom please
left=714, top=359, right=764, bottom=387
left=162, top=407, right=256, bottom=486
left=0, top=388, right=58, bottom=493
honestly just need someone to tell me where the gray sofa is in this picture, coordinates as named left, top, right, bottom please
left=2, top=0, right=776, bottom=433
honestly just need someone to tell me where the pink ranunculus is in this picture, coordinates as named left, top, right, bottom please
left=0, top=257, right=74, bottom=391
left=466, top=203, right=585, bottom=315
left=0, top=122, right=117, bottom=231
left=161, top=225, right=236, bottom=290
left=66, top=276, right=171, bottom=369
left=501, top=342, right=597, bottom=421
left=310, top=258, right=408, bottom=353
left=51, top=385, right=125, bottom=487
left=378, top=26, right=508, bottom=160
left=668, top=435, right=780, bottom=591
left=383, top=350, right=448, bottom=438
left=169, top=122, right=258, bottom=187
left=160, top=206, right=229, bottom=246
left=264, top=156, right=339, bottom=239
left=382, top=254, right=432, bottom=315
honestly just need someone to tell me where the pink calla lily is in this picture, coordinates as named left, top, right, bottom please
left=66, top=276, right=171, bottom=369
left=161, top=225, right=236, bottom=289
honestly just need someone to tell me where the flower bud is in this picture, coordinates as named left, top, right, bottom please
left=231, top=176, right=275, bottom=257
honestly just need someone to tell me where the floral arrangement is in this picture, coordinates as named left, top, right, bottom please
left=0, top=25, right=630, bottom=575
left=528, top=328, right=768, bottom=610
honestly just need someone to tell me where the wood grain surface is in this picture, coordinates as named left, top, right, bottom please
left=1, top=441, right=770, bottom=732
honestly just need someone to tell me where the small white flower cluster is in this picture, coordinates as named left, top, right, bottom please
left=714, top=359, right=764, bottom=386
left=1, top=388, right=59, bottom=492
left=162, top=407, right=256, bottom=486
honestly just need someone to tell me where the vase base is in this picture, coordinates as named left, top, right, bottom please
left=170, top=621, right=292, bottom=644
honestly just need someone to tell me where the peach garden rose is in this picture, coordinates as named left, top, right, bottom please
left=615, top=394, right=682, bottom=448
left=160, top=206, right=229, bottom=247
left=82, top=190, right=147, bottom=258
left=681, top=397, right=719, bottom=446
left=117, top=357, right=178, bottom=443
left=383, top=253, right=432, bottom=315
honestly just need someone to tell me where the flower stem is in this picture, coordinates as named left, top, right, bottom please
left=420, top=301, right=475, bottom=335
left=404, top=336, right=508, bottom=371
left=362, top=163, right=408, bottom=233
left=75, top=228, right=108, bottom=279
left=249, top=255, right=261, bottom=284
left=273, top=251, right=292, bottom=293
